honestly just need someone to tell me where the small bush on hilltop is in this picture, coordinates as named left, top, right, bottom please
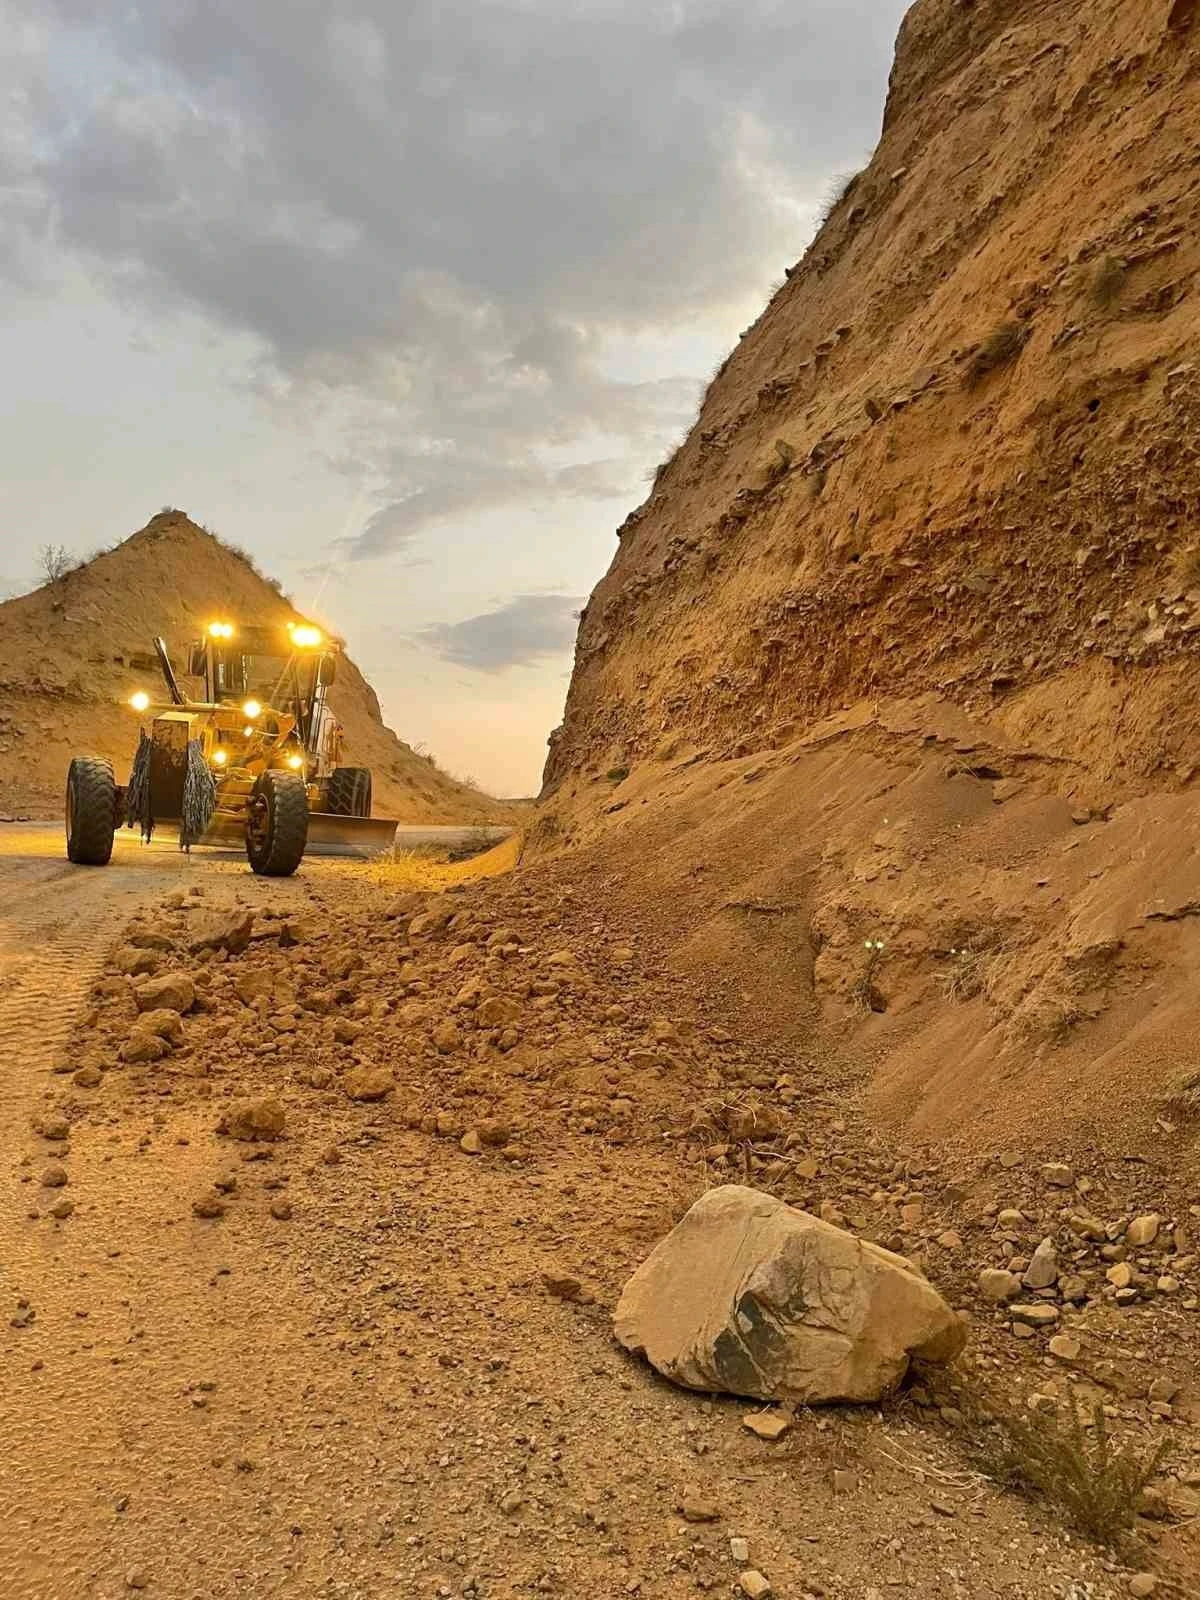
left=38, top=544, right=73, bottom=585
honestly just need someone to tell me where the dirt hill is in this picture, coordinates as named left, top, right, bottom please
left=538, top=0, right=1200, bottom=1163
left=0, top=510, right=506, bottom=823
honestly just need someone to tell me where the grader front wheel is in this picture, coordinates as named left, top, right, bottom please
left=245, top=769, right=309, bottom=877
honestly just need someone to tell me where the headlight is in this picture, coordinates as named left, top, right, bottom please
left=287, top=754, right=304, bottom=770
left=290, top=624, right=322, bottom=648
left=242, top=699, right=262, bottom=719
left=212, top=748, right=228, bottom=767
left=130, top=691, right=150, bottom=713
left=208, top=621, right=234, bottom=639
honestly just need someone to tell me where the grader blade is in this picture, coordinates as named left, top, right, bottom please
left=199, top=810, right=397, bottom=858
left=305, top=813, right=398, bottom=859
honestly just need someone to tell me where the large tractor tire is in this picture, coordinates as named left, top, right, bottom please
left=245, top=769, right=309, bottom=877
left=65, top=756, right=117, bottom=866
left=325, top=766, right=373, bottom=818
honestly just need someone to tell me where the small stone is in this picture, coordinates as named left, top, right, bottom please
left=996, top=1208, right=1025, bottom=1230
left=1059, top=1274, right=1089, bottom=1304
left=1157, top=1276, right=1180, bottom=1295
left=1023, top=1238, right=1060, bottom=1291
left=188, top=910, right=253, bottom=956
left=134, top=971, right=195, bottom=1014
left=743, top=1411, right=792, bottom=1442
left=1128, top=1576, right=1158, bottom=1598
left=320, top=1144, right=342, bottom=1166
left=343, top=1067, right=393, bottom=1103
left=729, top=1537, right=750, bottom=1565
left=218, top=1098, right=286, bottom=1142
left=36, top=1114, right=70, bottom=1141
left=48, top=1196, right=74, bottom=1221
left=191, top=1191, right=226, bottom=1219
left=739, top=1572, right=771, bottom=1599
left=120, top=1031, right=168, bottom=1065
left=541, top=1271, right=583, bottom=1303
left=476, top=996, right=522, bottom=1028
left=40, top=1164, right=68, bottom=1189
left=1107, top=1263, right=1135, bottom=1289
left=1126, top=1215, right=1161, bottom=1248
left=1041, top=1163, right=1075, bottom=1188
left=138, top=1008, right=184, bottom=1043
left=1115, top=1286, right=1141, bottom=1307
left=831, top=1469, right=856, bottom=1495
left=979, top=1269, right=1021, bottom=1303
left=432, top=1020, right=462, bottom=1053
left=936, top=1230, right=963, bottom=1250
left=1049, top=1334, right=1081, bottom=1361
left=677, top=1497, right=720, bottom=1524
left=1148, top=1378, right=1178, bottom=1404
left=269, top=1199, right=293, bottom=1222
left=126, top=1571, right=149, bottom=1592
left=499, top=1489, right=524, bottom=1516
left=72, top=1065, right=102, bottom=1089
left=460, top=1130, right=483, bottom=1156
left=1010, top=1303, right=1059, bottom=1328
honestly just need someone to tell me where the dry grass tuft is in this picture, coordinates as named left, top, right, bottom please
left=972, top=1392, right=1166, bottom=1546
left=939, top=926, right=1002, bottom=1002
left=1090, top=253, right=1127, bottom=308
left=1168, top=542, right=1200, bottom=592
left=852, top=940, right=887, bottom=1012
left=816, top=170, right=862, bottom=227
left=965, top=322, right=1027, bottom=386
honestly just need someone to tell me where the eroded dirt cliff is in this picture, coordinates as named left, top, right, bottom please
left=539, top=0, right=1200, bottom=1157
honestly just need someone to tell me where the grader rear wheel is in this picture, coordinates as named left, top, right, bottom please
left=325, top=766, right=373, bottom=818
left=65, top=757, right=117, bottom=866
left=245, top=769, right=309, bottom=877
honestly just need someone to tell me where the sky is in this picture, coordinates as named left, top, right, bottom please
left=0, top=0, right=910, bottom=796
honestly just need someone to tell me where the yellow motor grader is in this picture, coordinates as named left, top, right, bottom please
left=65, top=617, right=397, bottom=875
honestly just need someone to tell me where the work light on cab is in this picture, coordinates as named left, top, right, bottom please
left=129, top=690, right=151, bottom=713
left=289, top=623, right=323, bottom=649
left=212, top=748, right=228, bottom=767
left=242, top=699, right=262, bottom=720
left=208, top=621, right=234, bottom=639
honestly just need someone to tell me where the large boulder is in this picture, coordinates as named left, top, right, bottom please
left=614, top=1186, right=966, bottom=1405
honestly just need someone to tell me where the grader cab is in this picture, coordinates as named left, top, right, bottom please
left=65, top=617, right=397, bottom=875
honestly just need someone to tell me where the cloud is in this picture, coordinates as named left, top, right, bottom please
left=2, top=0, right=910, bottom=551
left=414, top=592, right=585, bottom=672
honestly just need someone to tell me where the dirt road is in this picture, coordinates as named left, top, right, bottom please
left=0, top=825, right=1142, bottom=1599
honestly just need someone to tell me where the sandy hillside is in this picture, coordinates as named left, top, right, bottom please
left=0, top=510, right=509, bottom=823
left=539, top=0, right=1200, bottom=1162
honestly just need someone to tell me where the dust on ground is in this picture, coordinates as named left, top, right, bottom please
left=0, top=824, right=1192, bottom=1599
